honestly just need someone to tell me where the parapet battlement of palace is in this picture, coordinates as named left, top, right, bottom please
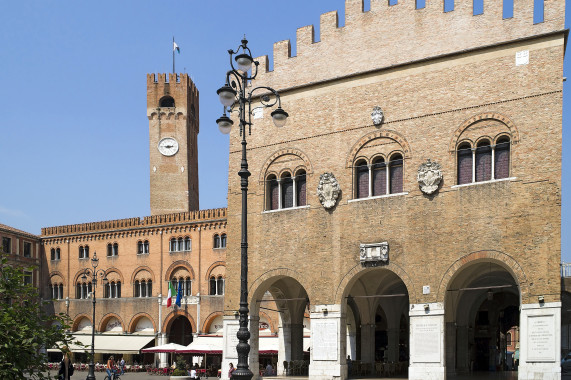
left=41, top=208, right=227, bottom=237
left=252, top=0, right=565, bottom=90
left=146, top=73, right=199, bottom=97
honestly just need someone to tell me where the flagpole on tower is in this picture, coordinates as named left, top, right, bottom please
left=172, top=36, right=175, bottom=74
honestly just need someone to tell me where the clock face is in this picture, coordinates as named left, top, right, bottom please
left=158, top=137, right=179, bottom=156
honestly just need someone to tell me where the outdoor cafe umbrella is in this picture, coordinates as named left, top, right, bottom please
left=142, top=342, right=187, bottom=366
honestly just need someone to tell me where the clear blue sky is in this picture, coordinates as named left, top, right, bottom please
left=0, top=1, right=569, bottom=260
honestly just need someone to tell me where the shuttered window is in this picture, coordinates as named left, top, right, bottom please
left=282, top=176, right=293, bottom=208
left=356, top=162, right=369, bottom=198
left=457, top=145, right=473, bottom=185
left=389, top=156, right=403, bottom=194
left=495, top=139, right=510, bottom=179
left=475, top=142, right=492, bottom=182
left=372, top=160, right=387, bottom=196
left=269, top=178, right=279, bottom=210
left=296, top=173, right=306, bottom=206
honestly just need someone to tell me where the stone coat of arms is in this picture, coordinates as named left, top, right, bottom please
left=317, top=172, right=340, bottom=209
left=371, top=106, right=384, bottom=126
left=417, top=159, right=442, bottom=195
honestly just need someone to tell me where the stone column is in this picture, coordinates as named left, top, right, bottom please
left=387, top=327, right=400, bottom=362
left=360, top=324, right=375, bottom=364
left=445, top=322, right=456, bottom=376
left=409, top=303, right=445, bottom=380
left=221, top=316, right=240, bottom=380
left=291, top=323, right=305, bottom=360
left=308, top=304, right=347, bottom=380
left=158, top=333, right=168, bottom=368
left=455, top=325, right=470, bottom=373
left=518, top=302, right=561, bottom=380
left=249, top=316, right=260, bottom=380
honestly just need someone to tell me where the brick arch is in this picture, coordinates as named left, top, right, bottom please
left=205, top=261, right=226, bottom=281
left=130, top=266, right=156, bottom=284
left=346, top=129, right=412, bottom=168
left=49, top=271, right=66, bottom=285
left=72, top=314, right=93, bottom=332
left=72, top=270, right=89, bottom=284
left=248, top=268, right=309, bottom=305
left=334, top=262, right=418, bottom=305
left=105, top=267, right=124, bottom=283
left=128, top=312, right=156, bottom=333
left=162, top=310, right=196, bottom=334
left=436, top=250, right=529, bottom=303
left=449, top=112, right=520, bottom=153
left=164, top=260, right=195, bottom=281
left=259, top=148, right=313, bottom=182
left=202, top=311, right=224, bottom=333
left=258, top=310, right=276, bottom=334
left=99, top=313, right=125, bottom=333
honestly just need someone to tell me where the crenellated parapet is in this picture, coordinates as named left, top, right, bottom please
left=40, top=208, right=227, bottom=237
left=252, top=0, right=565, bottom=91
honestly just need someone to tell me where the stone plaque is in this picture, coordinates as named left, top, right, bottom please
left=313, top=320, right=338, bottom=361
left=516, top=50, right=529, bottom=66
left=360, top=242, right=389, bottom=266
left=224, top=323, right=239, bottom=359
left=527, top=315, right=556, bottom=362
left=412, top=317, right=440, bottom=363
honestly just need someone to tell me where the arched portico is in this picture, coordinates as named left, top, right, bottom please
left=444, top=259, right=520, bottom=377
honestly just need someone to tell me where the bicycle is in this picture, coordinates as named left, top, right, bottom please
left=103, top=370, right=121, bottom=380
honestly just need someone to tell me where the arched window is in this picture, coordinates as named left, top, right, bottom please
left=355, top=160, right=369, bottom=199
left=177, top=238, right=184, bottom=252
left=141, top=280, right=147, bottom=297
left=184, top=237, right=191, bottom=251
left=267, top=175, right=279, bottom=210
left=475, top=140, right=492, bottom=182
left=495, top=137, right=510, bottom=179
left=281, top=173, right=294, bottom=208
left=213, top=234, right=220, bottom=249
left=217, top=276, right=225, bottom=295
left=210, top=276, right=217, bottom=295
left=170, top=238, right=177, bottom=252
left=49, top=284, right=54, bottom=299
left=220, top=234, right=227, bottom=248
left=138, top=240, right=149, bottom=254
left=79, top=245, right=89, bottom=259
left=56, top=248, right=61, bottom=260
left=107, top=243, right=118, bottom=257
left=58, top=284, right=63, bottom=299
left=457, top=142, right=473, bottom=185
left=296, top=170, right=307, bottom=207
left=106, top=281, right=121, bottom=299
left=147, top=280, right=152, bottom=297
left=76, top=281, right=92, bottom=299
left=50, top=248, right=55, bottom=261
left=134, top=280, right=140, bottom=297
left=389, top=154, right=403, bottom=194
left=159, top=96, right=175, bottom=107
left=138, top=241, right=143, bottom=254
left=372, top=157, right=387, bottom=196
left=185, top=277, right=191, bottom=296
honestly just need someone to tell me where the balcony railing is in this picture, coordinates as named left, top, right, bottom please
left=562, top=263, right=571, bottom=278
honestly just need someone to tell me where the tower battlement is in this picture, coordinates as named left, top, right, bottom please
left=252, top=0, right=565, bottom=90
left=147, top=73, right=199, bottom=98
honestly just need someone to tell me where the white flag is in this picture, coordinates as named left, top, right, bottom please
left=173, top=41, right=180, bottom=53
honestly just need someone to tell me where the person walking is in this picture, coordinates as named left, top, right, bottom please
left=58, top=347, right=74, bottom=380
left=228, top=362, right=235, bottom=378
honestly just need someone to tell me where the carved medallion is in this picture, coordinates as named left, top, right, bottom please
left=360, top=242, right=389, bottom=267
left=317, top=172, right=340, bottom=209
left=417, top=159, right=442, bottom=195
left=371, top=106, right=384, bottom=126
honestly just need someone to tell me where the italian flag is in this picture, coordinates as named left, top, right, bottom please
left=167, top=282, right=175, bottom=307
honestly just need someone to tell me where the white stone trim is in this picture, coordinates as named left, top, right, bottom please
left=262, top=204, right=310, bottom=214
left=348, top=192, right=408, bottom=203
left=451, top=176, right=516, bottom=189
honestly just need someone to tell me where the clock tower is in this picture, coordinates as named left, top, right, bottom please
left=147, top=73, right=199, bottom=215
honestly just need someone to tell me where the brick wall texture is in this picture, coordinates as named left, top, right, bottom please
left=224, top=0, right=565, bottom=313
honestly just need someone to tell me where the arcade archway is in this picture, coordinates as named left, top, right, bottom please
left=445, top=261, right=520, bottom=376
left=343, top=267, right=410, bottom=377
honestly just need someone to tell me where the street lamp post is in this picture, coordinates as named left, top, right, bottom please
left=82, top=252, right=108, bottom=380
left=216, top=37, right=288, bottom=380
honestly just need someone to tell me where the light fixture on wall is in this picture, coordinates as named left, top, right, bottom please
left=487, top=289, right=494, bottom=301
left=538, top=295, right=545, bottom=304
left=424, top=304, right=430, bottom=311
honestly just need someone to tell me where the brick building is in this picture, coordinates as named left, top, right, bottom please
left=221, top=1, right=565, bottom=380
left=1, top=223, right=42, bottom=289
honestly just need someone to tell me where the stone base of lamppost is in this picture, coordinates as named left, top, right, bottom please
left=231, top=368, right=253, bottom=380
left=86, top=363, right=96, bottom=380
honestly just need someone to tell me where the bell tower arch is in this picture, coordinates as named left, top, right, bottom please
left=147, top=73, right=199, bottom=215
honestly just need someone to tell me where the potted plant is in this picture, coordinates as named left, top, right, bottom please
left=170, top=355, right=191, bottom=380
